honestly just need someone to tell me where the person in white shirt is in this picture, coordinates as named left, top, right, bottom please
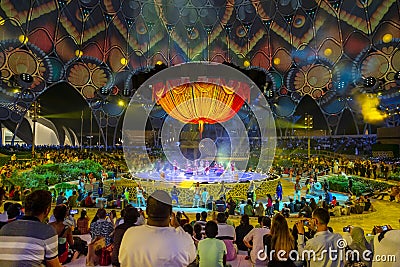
left=119, top=190, right=196, bottom=267
left=216, top=212, right=237, bottom=261
left=372, top=229, right=400, bottom=267
left=243, top=216, right=271, bottom=266
left=296, top=208, right=344, bottom=267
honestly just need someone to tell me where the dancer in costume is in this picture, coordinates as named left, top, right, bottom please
left=192, top=182, right=201, bottom=208
left=136, top=183, right=146, bottom=208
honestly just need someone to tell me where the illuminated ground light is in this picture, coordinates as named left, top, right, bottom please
left=18, top=35, right=28, bottom=44
left=382, top=33, right=393, bottom=43
left=324, top=48, right=332, bottom=56
left=243, top=60, right=251, bottom=67
left=156, top=60, right=164, bottom=66
left=118, top=100, right=125, bottom=107
left=120, top=58, right=128, bottom=66
left=273, top=57, right=281, bottom=65
left=75, top=50, right=83, bottom=58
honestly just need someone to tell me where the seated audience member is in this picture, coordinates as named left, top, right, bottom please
left=183, top=223, right=194, bottom=236
left=197, top=221, right=227, bottom=267
left=264, top=214, right=296, bottom=267
left=216, top=212, right=237, bottom=261
left=331, top=196, right=337, bottom=207
left=112, top=206, right=140, bottom=267
left=309, top=198, right=318, bottom=211
left=389, top=186, right=399, bottom=202
left=225, top=212, right=235, bottom=228
left=196, top=211, right=208, bottom=235
left=239, top=200, right=246, bottom=215
left=235, top=214, right=254, bottom=252
left=90, top=208, right=114, bottom=246
left=67, top=190, right=78, bottom=208
left=119, top=190, right=196, bottom=266
left=190, top=213, right=201, bottom=227
left=0, top=190, right=62, bottom=267
left=273, top=199, right=280, bottom=212
left=84, top=191, right=95, bottom=207
left=243, top=216, right=271, bottom=266
left=193, top=223, right=204, bottom=247
left=364, top=198, right=373, bottom=211
left=281, top=203, right=291, bottom=218
left=298, top=202, right=312, bottom=218
left=346, top=226, right=372, bottom=267
left=56, top=191, right=67, bottom=205
left=76, top=209, right=90, bottom=234
left=176, top=211, right=190, bottom=227
left=296, top=208, right=344, bottom=267
left=372, top=229, right=400, bottom=267
left=216, top=197, right=227, bottom=212
left=49, top=205, right=74, bottom=264
left=288, top=198, right=295, bottom=213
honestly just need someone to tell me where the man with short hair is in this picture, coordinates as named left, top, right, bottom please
left=197, top=221, right=227, bottom=267
left=56, top=191, right=67, bottom=205
left=243, top=216, right=271, bottom=266
left=196, top=211, right=208, bottom=235
left=296, top=208, right=344, bottom=267
left=119, top=190, right=196, bottom=266
left=0, top=190, right=61, bottom=267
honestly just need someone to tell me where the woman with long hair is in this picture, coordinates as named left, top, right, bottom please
left=264, top=213, right=296, bottom=266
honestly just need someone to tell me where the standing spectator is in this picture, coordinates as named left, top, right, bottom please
left=243, top=216, right=271, bottom=266
left=244, top=199, right=254, bottom=216
left=197, top=221, right=227, bottom=267
left=67, top=190, right=78, bottom=208
left=201, top=188, right=209, bottom=209
left=56, top=191, right=67, bottom=205
left=235, top=214, right=254, bottom=252
left=0, top=188, right=6, bottom=222
left=296, top=208, right=344, bottom=267
left=266, top=194, right=274, bottom=216
left=76, top=209, right=90, bottom=234
left=90, top=208, right=114, bottom=246
left=255, top=201, right=265, bottom=217
left=0, top=190, right=61, bottom=267
left=227, top=197, right=236, bottom=215
left=171, top=185, right=180, bottom=207
left=276, top=181, right=283, bottom=201
left=119, top=190, right=196, bottom=266
left=239, top=200, right=246, bottom=215
left=294, top=179, right=302, bottom=201
left=112, top=206, right=140, bottom=267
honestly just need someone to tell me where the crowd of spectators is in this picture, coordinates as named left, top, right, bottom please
left=0, top=188, right=398, bottom=267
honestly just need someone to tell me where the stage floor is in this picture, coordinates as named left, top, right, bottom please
left=135, top=170, right=268, bottom=183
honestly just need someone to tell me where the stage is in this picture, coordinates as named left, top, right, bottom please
left=135, top=169, right=269, bottom=183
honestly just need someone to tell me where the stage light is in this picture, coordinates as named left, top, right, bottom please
left=382, top=33, right=393, bottom=43
left=273, top=57, right=281, bottom=65
left=118, top=100, right=125, bottom=107
left=18, top=35, right=28, bottom=44
left=324, top=48, right=332, bottom=56
left=75, top=50, right=83, bottom=58
left=20, top=73, right=33, bottom=84
left=120, top=58, right=128, bottom=66
left=243, top=60, right=250, bottom=68
left=363, top=76, right=376, bottom=88
left=156, top=60, right=163, bottom=66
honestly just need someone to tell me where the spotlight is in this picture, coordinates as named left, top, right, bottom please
left=20, top=73, right=33, bottom=84
left=363, top=76, right=376, bottom=88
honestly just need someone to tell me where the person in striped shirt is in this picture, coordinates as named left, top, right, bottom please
left=0, top=189, right=61, bottom=267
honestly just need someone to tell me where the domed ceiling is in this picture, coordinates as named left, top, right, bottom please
left=0, top=0, right=399, bottom=145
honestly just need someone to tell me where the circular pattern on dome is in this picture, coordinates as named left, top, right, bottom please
left=122, top=0, right=141, bottom=19
left=361, top=53, right=389, bottom=79
left=136, top=23, right=147, bottom=35
left=312, top=89, right=323, bottom=98
left=307, top=65, right=331, bottom=87
left=236, top=26, right=246, bottom=38
left=108, top=116, right=119, bottom=127
left=68, top=63, right=90, bottom=86
left=188, top=28, right=199, bottom=39
left=10, top=112, right=22, bottom=122
left=0, top=49, right=5, bottom=68
left=0, top=107, right=10, bottom=120
left=327, top=115, right=339, bottom=125
left=274, top=96, right=296, bottom=117
left=392, top=49, right=400, bottom=71
left=82, top=85, right=97, bottom=99
left=92, top=68, right=109, bottom=88
left=8, top=51, right=37, bottom=75
left=293, top=14, right=305, bottom=28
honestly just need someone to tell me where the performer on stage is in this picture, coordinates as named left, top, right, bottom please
left=276, top=181, right=283, bottom=201
left=171, top=185, right=180, bottom=207
left=173, top=160, right=178, bottom=174
left=217, top=181, right=230, bottom=200
left=201, top=188, right=209, bottom=209
left=247, top=181, right=256, bottom=203
left=192, top=182, right=201, bottom=208
left=136, top=183, right=146, bottom=208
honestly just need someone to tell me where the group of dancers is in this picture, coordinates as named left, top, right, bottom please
left=157, top=159, right=236, bottom=177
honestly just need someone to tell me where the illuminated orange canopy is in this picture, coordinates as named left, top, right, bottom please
left=153, top=82, right=249, bottom=136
